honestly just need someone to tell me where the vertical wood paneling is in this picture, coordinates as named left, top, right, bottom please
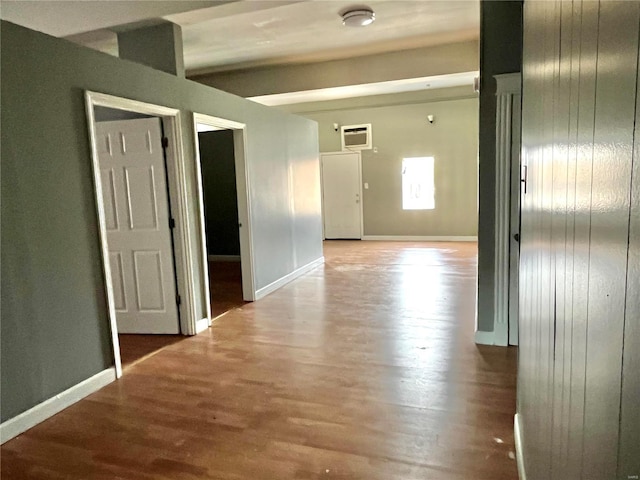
left=541, top=3, right=559, bottom=476
left=618, top=21, right=640, bottom=477
left=582, top=3, right=639, bottom=478
left=550, top=2, right=573, bottom=477
left=520, top=1, right=640, bottom=478
left=519, top=2, right=544, bottom=477
left=567, top=2, right=599, bottom=477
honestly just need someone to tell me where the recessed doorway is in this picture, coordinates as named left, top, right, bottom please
left=192, top=113, right=256, bottom=322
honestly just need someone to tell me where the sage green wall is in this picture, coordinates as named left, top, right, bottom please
left=283, top=87, right=478, bottom=237
left=118, top=22, right=185, bottom=77
left=0, top=21, right=322, bottom=422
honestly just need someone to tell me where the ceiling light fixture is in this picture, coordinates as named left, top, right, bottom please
left=341, top=7, right=375, bottom=27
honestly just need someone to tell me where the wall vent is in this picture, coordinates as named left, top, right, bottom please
left=341, top=124, right=372, bottom=151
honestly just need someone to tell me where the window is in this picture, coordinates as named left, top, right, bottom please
left=402, top=157, right=435, bottom=210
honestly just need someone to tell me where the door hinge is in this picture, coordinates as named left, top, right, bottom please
left=162, top=137, right=169, bottom=148
left=176, top=295, right=181, bottom=306
left=169, top=218, right=176, bottom=229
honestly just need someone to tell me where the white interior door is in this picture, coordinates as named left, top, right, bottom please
left=96, top=118, right=180, bottom=334
left=321, top=152, right=362, bottom=239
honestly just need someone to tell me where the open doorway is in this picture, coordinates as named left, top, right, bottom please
left=198, top=127, right=244, bottom=317
left=85, top=92, right=206, bottom=378
left=192, top=114, right=255, bottom=321
left=85, top=94, right=258, bottom=376
left=90, top=104, right=183, bottom=370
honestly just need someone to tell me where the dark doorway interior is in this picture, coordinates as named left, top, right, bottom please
left=198, top=129, right=246, bottom=317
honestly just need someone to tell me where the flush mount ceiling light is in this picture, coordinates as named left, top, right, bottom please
left=341, top=7, right=375, bottom=27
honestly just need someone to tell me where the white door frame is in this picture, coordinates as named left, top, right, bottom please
left=508, top=84, right=522, bottom=346
left=476, top=72, right=521, bottom=347
left=85, top=91, right=198, bottom=378
left=192, top=113, right=256, bottom=326
left=319, top=151, right=364, bottom=240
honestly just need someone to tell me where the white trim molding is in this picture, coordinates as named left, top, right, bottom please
left=474, top=330, right=495, bottom=345
left=255, top=257, right=324, bottom=300
left=0, top=368, right=116, bottom=444
left=195, top=317, right=210, bottom=333
left=362, top=235, right=477, bottom=242
left=514, top=413, right=527, bottom=480
left=207, top=255, right=241, bottom=262
left=85, top=91, right=196, bottom=378
left=492, top=73, right=521, bottom=347
left=193, top=113, right=256, bottom=309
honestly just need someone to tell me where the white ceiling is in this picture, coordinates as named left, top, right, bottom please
left=1, top=0, right=479, bottom=75
left=0, top=1, right=231, bottom=37
left=168, top=0, right=479, bottom=74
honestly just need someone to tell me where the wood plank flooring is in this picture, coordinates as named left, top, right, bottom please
left=209, top=260, right=246, bottom=318
left=1, top=241, right=518, bottom=480
left=117, top=261, right=246, bottom=369
left=118, top=335, right=184, bottom=370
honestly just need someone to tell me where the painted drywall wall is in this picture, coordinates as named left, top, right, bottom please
left=283, top=87, right=478, bottom=237
left=519, top=1, right=640, bottom=478
left=191, top=40, right=479, bottom=97
left=0, top=21, right=322, bottom=422
left=198, top=130, right=240, bottom=256
left=477, top=0, right=522, bottom=333
left=118, top=22, right=185, bottom=77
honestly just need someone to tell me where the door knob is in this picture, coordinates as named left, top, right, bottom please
left=513, top=233, right=520, bottom=242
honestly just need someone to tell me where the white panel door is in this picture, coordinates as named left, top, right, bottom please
left=96, top=118, right=180, bottom=334
left=321, top=152, right=362, bottom=239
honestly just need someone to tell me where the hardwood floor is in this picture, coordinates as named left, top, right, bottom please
left=117, top=261, right=245, bottom=369
left=118, top=335, right=184, bottom=370
left=1, top=241, right=518, bottom=480
left=209, top=260, right=246, bottom=318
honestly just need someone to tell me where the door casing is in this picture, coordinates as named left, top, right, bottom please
left=192, top=113, right=256, bottom=327
left=85, top=91, right=201, bottom=377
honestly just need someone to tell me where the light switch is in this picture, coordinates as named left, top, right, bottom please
left=364, top=183, right=369, bottom=189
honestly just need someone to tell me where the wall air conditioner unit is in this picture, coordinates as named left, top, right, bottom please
left=341, top=124, right=372, bottom=151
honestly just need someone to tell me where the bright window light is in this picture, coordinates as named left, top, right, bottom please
left=402, top=157, right=435, bottom=210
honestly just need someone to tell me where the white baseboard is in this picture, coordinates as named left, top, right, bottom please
left=362, top=235, right=478, bottom=242
left=514, top=413, right=527, bottom=479
left=196, top=317, right=210, bottom=333
left=255, top=256, right=324, bottom=300
left=208, top=255, right=241, bottom=262
left=474, top=329, right=495, bottom=345
left=0, top=367, right=116, bottom=444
